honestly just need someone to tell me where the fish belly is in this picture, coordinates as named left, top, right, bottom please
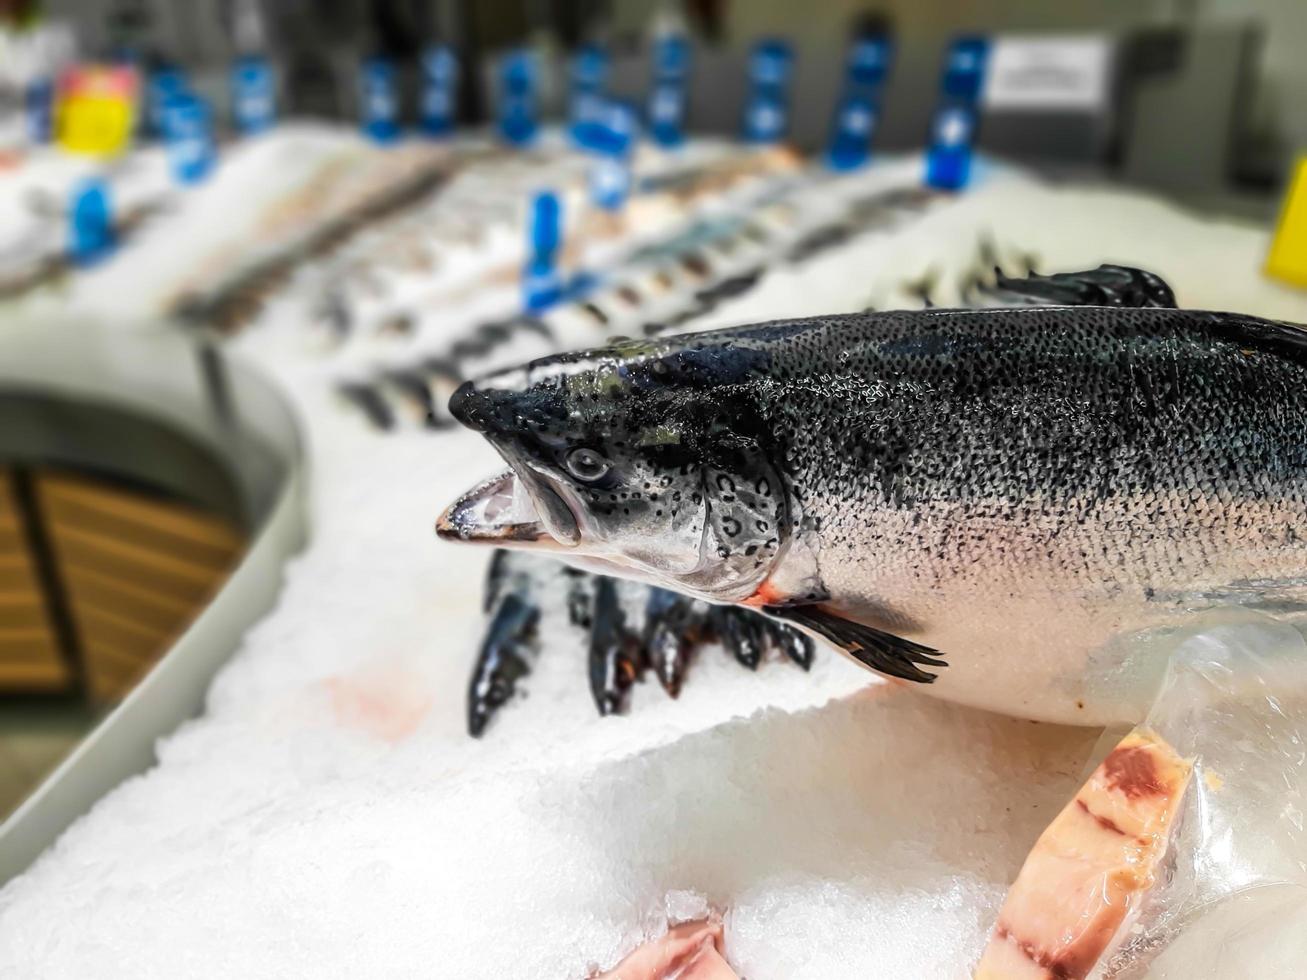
left=813, top=496, right=1307, bottom=726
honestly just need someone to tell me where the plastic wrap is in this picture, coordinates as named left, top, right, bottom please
left=1093, top=611, right=1307, bottom=978
left=982, top=610, right=1307, bottom=979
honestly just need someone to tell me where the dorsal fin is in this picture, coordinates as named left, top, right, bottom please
left=983, top=264, right=1177, bottom=309
left=1200, top=311, right=1307, bottom=366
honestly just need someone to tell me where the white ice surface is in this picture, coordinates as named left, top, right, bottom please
left=1, top=145, right=1305, bottom=979
left=5, top=123, right=464, bottom=323
left=0, top=143, right=173, bottom=282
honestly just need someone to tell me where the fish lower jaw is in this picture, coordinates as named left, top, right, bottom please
left=436, top=469, right=574, bottom=548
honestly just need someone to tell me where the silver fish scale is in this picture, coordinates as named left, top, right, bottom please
left=681, top=306, right=1307, bottom=721
left=708, top=307, right=1307, bottom=529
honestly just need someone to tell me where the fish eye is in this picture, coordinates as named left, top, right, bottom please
left=565, top=447, right=611, bottom=482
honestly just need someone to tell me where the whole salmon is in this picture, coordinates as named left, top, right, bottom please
left=439, top=306, right=1307, bottom=725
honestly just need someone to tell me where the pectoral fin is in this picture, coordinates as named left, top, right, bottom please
left=765, top=604, right=946, bottom=683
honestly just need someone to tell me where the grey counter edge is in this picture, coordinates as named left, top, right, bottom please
left=0, top=322, right=310, bottom=886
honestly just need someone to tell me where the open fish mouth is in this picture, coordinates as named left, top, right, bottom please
left=437, top=468, right=580, bottom=547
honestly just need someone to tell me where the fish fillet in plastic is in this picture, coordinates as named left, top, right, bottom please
left=975, top=730, right=1192, bottom=979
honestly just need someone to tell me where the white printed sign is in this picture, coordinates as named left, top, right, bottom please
left=983, top=36, right=1113, bottom=111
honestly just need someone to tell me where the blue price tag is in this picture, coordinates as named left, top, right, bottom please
left=147, top=68, right=187, bottom=138
left=360, top=57, right=400, bottom=143
left=524, top=190, right=563, bottom=312
left=68, top=177, right=114, bottom=266
left=825, top=34, right=893, bottom=170
left=742, top=38, right=792, bottom=144
left=847, top=36, right=892, bottom=88
left=941, top=36, right=990, bottom=102
left=648, top=83, right=686, bottom=148
left=231, top=56, right=275, bottom=135
left=164, top=95, right=216, bottom=185
left=925, top=104, right=978, bottom=190
left=590, top=100, right=637, bottom=158
left=498, top=51, right=538, bottom=147
left=750, top=38, right=791, bottom=88
left=743, top=97, right=786, bottom=144
left=588, top=102, right=638, bottom=211
left=648, top=34, right=690, bottom=147
left=25, top=78, right=53, bottom=144
left=590, top=156, right=632, bottom=211
left=523, top=258, right=563, bottom=313
left=654, top=33, right=690, bottom=80
left=569, top=43, right=609, bottom=147
left=564, top=269, right=600, bottom=301
left=421, top=46, right=458, bottom=137
left=924, top=36, right=990, bottom=190
left=826, top=93, right=878, bottom=171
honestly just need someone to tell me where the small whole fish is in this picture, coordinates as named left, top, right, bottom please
left=438, top=301, right=1307, bottom=725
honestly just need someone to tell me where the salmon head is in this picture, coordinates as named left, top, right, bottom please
left=437, top=337, right=793, bottom=603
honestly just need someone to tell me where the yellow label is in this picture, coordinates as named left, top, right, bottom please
left=1267, top=155, right=1307, bottom=290
left=54, top=65, right=138, bottom=158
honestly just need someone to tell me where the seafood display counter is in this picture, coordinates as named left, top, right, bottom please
left=0, top=319, right=306, bottom=883
left=0, top=123, right=1305, bottom=979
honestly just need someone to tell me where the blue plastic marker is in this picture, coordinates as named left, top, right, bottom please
left=847, top=34, right=892, bottom=89
left=498, top=51, right=538, bottom=147
left=523, top=190, right=563, bottom=312
left=360, top=56, right=400, bottom=143
left=420, top=45, right=458, bottom=137
left=231, top=55, right=276, bottom=135
left=147, top=68, right=187, bottom=138
left=569, top=43, right=609, bottom=148
left=826, top=93, right=879, bottom=171
left=647, top=33, right=690, bottom=148
left=589, top=101, right=639, bottom=211
left=925, top=36, right=990, bottom=191
left=742, top=38, right=792, bottom=145
left=25, top=78, right=53, bottom=144
left=825, top=34, right=893, bottom=171
left=563, top=268, right=600, bottom=301
left=164, top=95, right=216, bottom=185
left=940, top=35, right=989, bottom=102
left=68, top=178, right=114, bottom=266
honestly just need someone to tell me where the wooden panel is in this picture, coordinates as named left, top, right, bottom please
left=0, top=596, right=49, bottom=631
left=0, top=468, right=247, bottom=701
left=83, top=639, right=149, bottom=701
left=0, top=556, right=35, bottom=592
left=39, top=475, right=242, bottom=551
left=42, top=493, right=240, bottom=570
left=75, top=604, right=170, bottom=663
left=0, top=628, right=60, bottom=662
left=0, top=658, right=71, bottom=690
left=62, top=565, right=194, bottom=636
left=52, top=526, right=223, bottom=602
left=0, top=469, right=67, bottom=693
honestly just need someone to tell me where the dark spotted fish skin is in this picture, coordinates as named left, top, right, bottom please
left=723, top=307, right=1307, bottom=553
left=693, top=307, right=1307, bottom=721
left=453, top=307, right=1307, bottom=724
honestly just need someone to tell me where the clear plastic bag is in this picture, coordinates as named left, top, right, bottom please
left=1094, top=611, right=1307, bottom=978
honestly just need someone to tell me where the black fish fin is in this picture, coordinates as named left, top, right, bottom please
left=984, top=264, right=1177, bottom=309
left=1205, top=312, right=1307, bottom=367
left=765, top=605, right=946, bottom=684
